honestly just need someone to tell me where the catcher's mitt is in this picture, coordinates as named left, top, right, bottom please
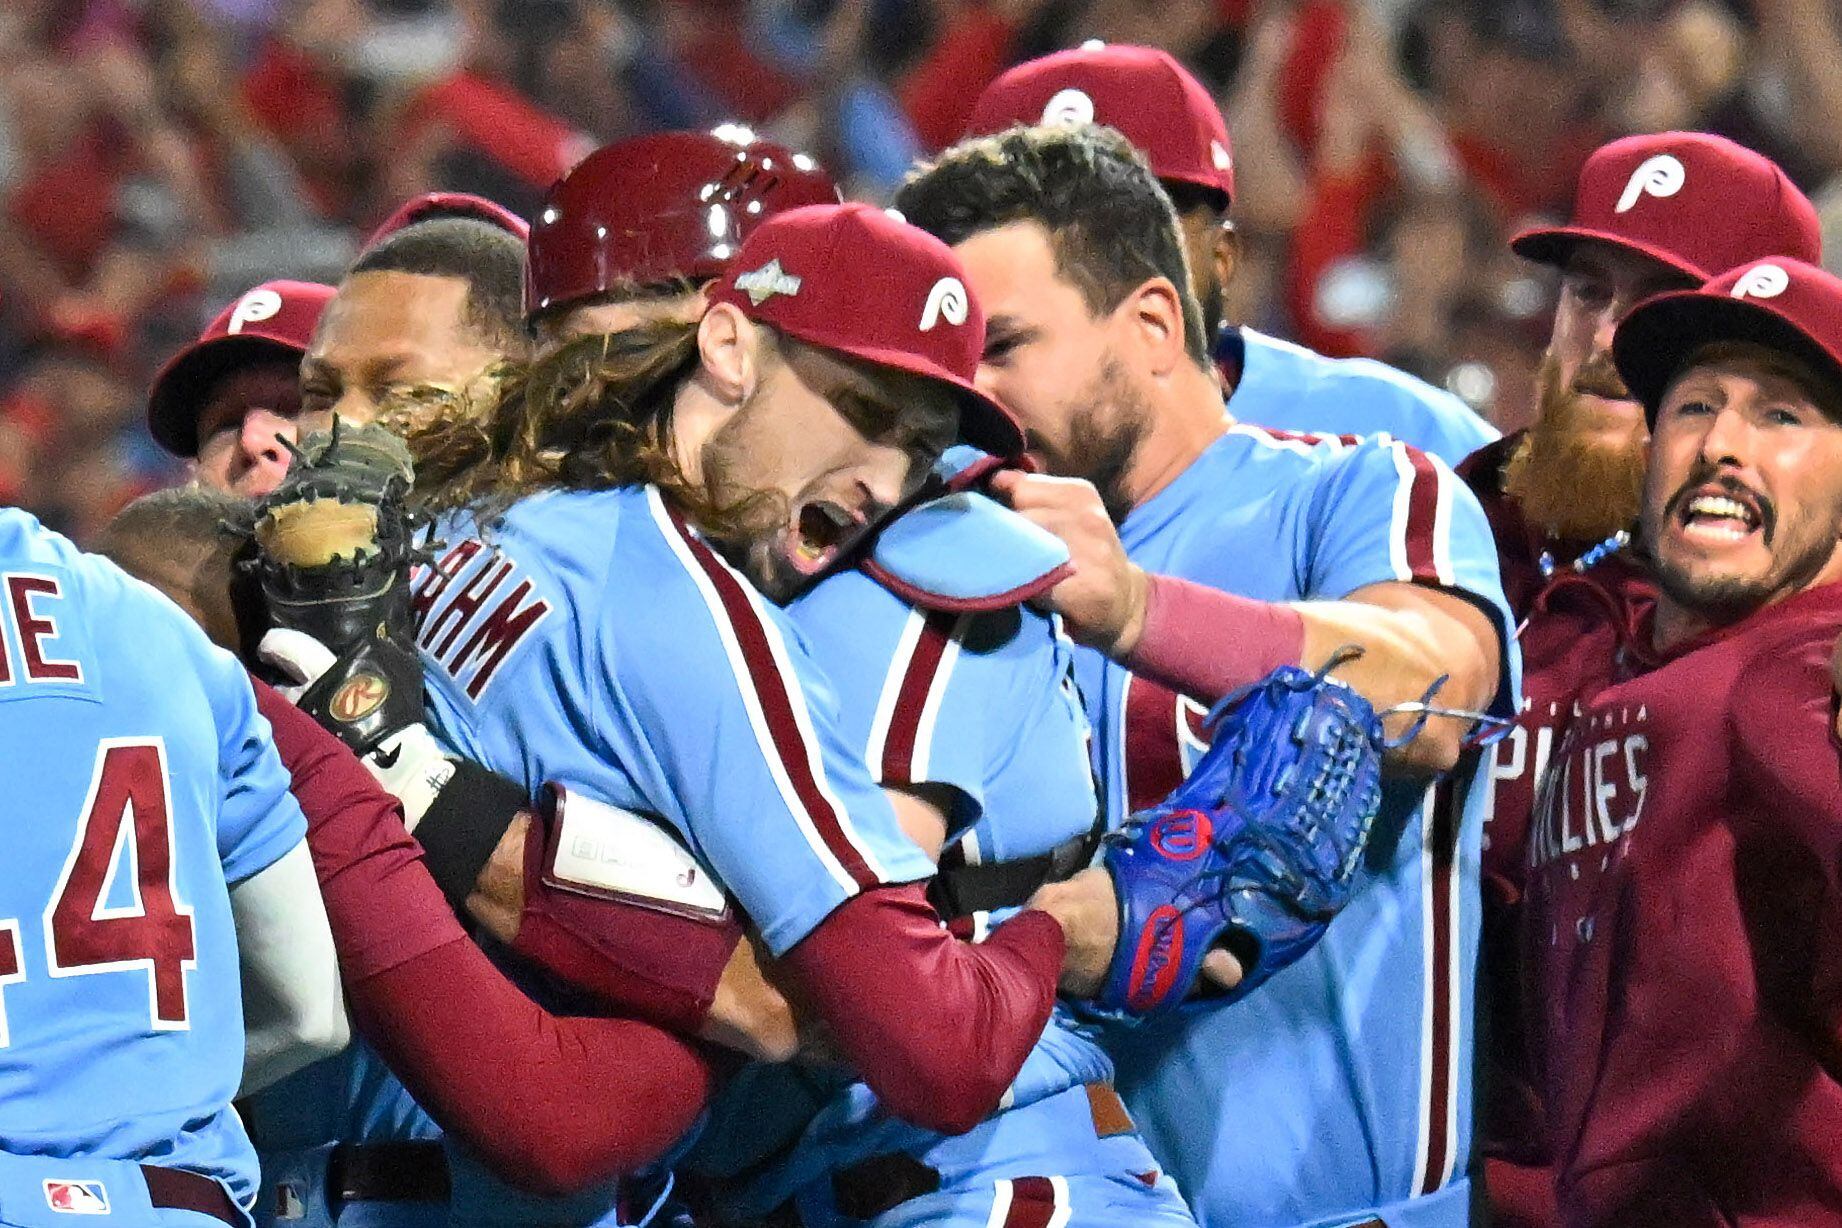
left=1096, top=652, right=1388, bottom=1018
left=252, top=418, right=420, bottom=655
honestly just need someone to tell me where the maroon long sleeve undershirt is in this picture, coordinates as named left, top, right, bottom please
left=779, top=884, right=1066, bottom=1135
left=253, top=680, right=717, bottom=1195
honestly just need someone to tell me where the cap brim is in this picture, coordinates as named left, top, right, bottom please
left=1613, top=291, right=1842, bottom=425
left=1510, top=224, right=1710, bottom=281
left=833, top=343, right=1025, bottom=459
left=146, top=335, right=304, bottom=458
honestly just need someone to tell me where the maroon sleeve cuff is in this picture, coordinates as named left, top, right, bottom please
left=1123, top=573, right=1306, bottom=705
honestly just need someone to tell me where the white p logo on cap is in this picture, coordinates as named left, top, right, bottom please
left=1731, top=263, right=1790, bottom=300
left=1041, top=88, right=1095, bottom=128
left=227, top=289, right=284, bottom=334
left=1615, top=154, right=1686, bottom=214
left=919, top=278, right=969, bottom=332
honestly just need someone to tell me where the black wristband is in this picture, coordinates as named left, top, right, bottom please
left=415, top=760, right=529, bottom=914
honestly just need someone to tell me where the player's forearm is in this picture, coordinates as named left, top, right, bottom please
left=1293, top=587, right=1499, bottom=773
left=1125, top=573, right=1499, bottom=774
left=782, top=884, right=1063, bottom=1135
left=349, top=937, right=719, bottom=1195
left=261, top=683, right=719, bottom=1190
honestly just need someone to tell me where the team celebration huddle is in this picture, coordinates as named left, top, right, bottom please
left=8, top=23, right=1842, bottom=1228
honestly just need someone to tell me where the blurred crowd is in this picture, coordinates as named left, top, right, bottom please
left=5, top=0, right=1842, bottom=542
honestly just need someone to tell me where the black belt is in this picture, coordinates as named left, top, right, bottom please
left=141, top=1165, right=243, bottom=1228
left=327, top=1142, right=450, bottom=1205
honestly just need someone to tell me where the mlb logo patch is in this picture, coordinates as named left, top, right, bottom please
left=43, top=1180, right=109, bottom=1215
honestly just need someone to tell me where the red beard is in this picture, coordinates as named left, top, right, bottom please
left=1502, top=353, right=1649, bottom=544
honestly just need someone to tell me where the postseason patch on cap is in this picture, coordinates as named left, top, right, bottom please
left=733, top=258, right=803, bottom=306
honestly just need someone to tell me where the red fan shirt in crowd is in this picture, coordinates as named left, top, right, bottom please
left=1525, top=580, right=1842, bottom=1227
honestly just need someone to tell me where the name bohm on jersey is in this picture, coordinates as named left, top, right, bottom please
left=411, top=540, right=552, bottom=700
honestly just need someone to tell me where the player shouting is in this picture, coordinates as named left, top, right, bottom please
left=1526, top=257, right=1842, bottom=1226
left=898, top=124, right=1516, bottom=1226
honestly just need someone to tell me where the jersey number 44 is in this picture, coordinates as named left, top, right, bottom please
left=0, top=738, right=198, bottom=1044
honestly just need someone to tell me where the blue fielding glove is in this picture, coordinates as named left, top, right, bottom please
left=1096, top=656, right=1387, bottom=1017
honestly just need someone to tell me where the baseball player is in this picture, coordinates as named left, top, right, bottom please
left=418, top=142, right=1220, bottom=1228
left=1525, top=256, right=1842, bottom=1225
left=897, top=124, right=1517, bottom=1226
left=963, top=43, right=1498, bottom=467
left=147, top=280, right=336, bottom=498
left=230, top=210, right=532, bottom=1228
left=0, top=506, right=345, bottom=1224
left=523, top=129, right=839, bottom=354
left=91, top=487, right=726, bottom=1224
left=402, top=203, right=1169, bottom=1228
left=1454, top=132, right=1821, bottom=1226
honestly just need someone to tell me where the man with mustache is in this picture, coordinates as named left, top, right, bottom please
left=1456, top=132, right=1822, bottom=1227
left=1527, top=255, right=1842, bottom=1224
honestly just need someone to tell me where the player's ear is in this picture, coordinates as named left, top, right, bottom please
left=1120, top=276, right=1188, bottom=378
left=696, top=303, right=761, bottom=406
left=1214, top=219, right=1241, bottom=299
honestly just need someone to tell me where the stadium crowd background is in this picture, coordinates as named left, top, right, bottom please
left=4, top=0, right=1842, bottom=542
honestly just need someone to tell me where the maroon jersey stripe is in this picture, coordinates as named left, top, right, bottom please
left=1417, top=776, right=1461, bottom=1194
left=1002, top=1177, right=1060, bottom=1228
left=880, top=610, right=956, bottom=784
left=1402, top=446, right=1443, bottom=584
left=664, top=508, right=879, bottom=891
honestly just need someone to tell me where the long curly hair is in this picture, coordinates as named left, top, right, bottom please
left=407, top=316, right=963, bottom=538
left=407, top=321, right=705, bottom=521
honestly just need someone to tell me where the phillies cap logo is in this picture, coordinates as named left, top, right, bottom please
left=733, top=258, right=802, bottom=306
left=1615, top=153, right=1686, bottom=214
left=1731, top=262, right=1790, bottom=300
left=919, top=278, right=969, bottom=332
left=1041, top=88, right=1096, bottom=127
left=44, top=1181, right=110, bottom=1215
left=330, top=673, right=390, bottom=724
left=1212, top=141, right=1233, bottom=173
left=228, top=288, right=284, bottom=334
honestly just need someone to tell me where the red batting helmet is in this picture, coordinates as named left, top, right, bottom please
left=147, top=280, right=335, bottom=458
left=524, top=129, right=840, bottom=320
left=966, top=44, right=1235, bottom=205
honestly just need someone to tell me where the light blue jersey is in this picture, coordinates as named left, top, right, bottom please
left=727, top=571, right=1191, bottom=1228
left=409, top=485, right=939, bottom=1226
left=418, top=485, right=936, bottom=952
left=0, top=510, right=306, bottom=1209
left=1087, top=428, right=1519, bottom=1228
left=1218, top=327, right=1498, bottom=468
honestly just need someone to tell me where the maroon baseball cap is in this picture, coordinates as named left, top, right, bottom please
left=1511, top=132, right=1820, bottom=281
left=1614, top=258, right=1842, bottom=423
left=965, top=44, right=1234, bottom=204
left=524, top=129, right=840, bottom=319
left=707, top=203, right=1023, bottom=458
left=147, top=280, right=335, bottom=458
left=364, top=192, right=530, bottom=251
